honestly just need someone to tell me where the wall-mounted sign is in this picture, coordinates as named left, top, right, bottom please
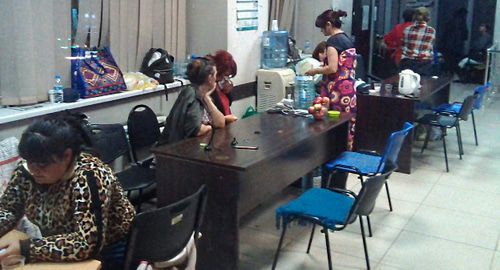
left=236, top=0, right=258, bottom=31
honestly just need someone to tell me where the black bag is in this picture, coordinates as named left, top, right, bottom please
left=140, top=48, right=175, bottom=84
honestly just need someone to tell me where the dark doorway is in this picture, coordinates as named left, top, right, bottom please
left=351, top=0, right=496, bottom=80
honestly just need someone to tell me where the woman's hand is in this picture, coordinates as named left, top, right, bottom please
left=0, top=239, right=21, bottom=261
left=225, top=115, right=238, bottom=123
left=205, top=85, right=216, bottom=97
left=304, top=69, right=317, bottom=76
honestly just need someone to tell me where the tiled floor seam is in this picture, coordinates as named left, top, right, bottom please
left=401, top=227, right=498, bottom=251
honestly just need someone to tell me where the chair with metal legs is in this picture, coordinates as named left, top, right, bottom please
left=433, top=83, right=490, bottom=147
left=323, top=122, right=414, bottom=237
left=272, top=167, right=396, bottom=270
left=417, top=95, right=476, bottom=172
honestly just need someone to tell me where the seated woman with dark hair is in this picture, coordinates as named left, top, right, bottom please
left=159, top=58, right=226, bottom=145
left=0, top=114, right=135, bottom=269
left=207, top=50, right=238, bottom=124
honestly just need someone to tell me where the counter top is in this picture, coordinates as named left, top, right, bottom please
left=364, top=74, right=452, bottom=100
left=0, top=79, right=189, bottom=125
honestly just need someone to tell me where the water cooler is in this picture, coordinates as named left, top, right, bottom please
left=256, top=68, right=295, bottom=112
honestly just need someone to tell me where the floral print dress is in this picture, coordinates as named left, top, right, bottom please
left=319, top=47, right=357, bottom=150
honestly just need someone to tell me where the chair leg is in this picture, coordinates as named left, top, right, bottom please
left=306, top=224, right=316, bottom=254
left=421, top=125, right=431, bottom=154
left=456, top=122, right=464, bottom=158
left=359, top=216, right=371, bottom=270
left=384, top=181, right=393, bottom=211
left=471, top=110, right=478, bottom=146
left=272, top=221, right=288, bottom=270
left=323, top=226, right=333, bottom=270
left=366, top=216, right=373, bottom=237
left=442, top=128, right=449, bottom=172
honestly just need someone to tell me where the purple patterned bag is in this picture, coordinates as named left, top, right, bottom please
left=71, top=47, right=127, bottom=98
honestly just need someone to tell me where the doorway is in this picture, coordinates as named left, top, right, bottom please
left=351, top=0, right=497, bottom=80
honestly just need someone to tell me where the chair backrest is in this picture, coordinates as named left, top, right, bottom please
left=472, top=82, right=490, bottom=110
left=350, top=168, right=395, bottom=218
left=89, top=124, right=130, bottom=164
left=127, top=104, right=161, bottom=163
left=124, top=185, right=208, bottom=270
left=457, top=95, right=476, bottom=121
left=354, top=54, right=367, bottom=81
left=377, top=122, right=414, bottom=172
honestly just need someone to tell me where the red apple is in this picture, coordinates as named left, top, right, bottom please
left=313, top=96, right=323, bottom=105
left=321, top=96, right=330, bottom=106
left=308, top=106, right=315, bottom=114
left=313, top=111, right=324, bottom=120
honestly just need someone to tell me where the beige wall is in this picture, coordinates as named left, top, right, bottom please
left=294, top=0, right=353, bottom=53
left=186, top=0, right=228, bottom=57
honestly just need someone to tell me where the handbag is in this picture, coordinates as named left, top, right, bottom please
left=140, top=48, right=175, bottom=84
left=71, top=47, right=127, bottom=98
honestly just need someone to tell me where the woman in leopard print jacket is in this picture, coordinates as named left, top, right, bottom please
left=0, top=114, right=135, bottom=267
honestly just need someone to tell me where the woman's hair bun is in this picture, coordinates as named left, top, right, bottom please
left=186, top=58, right=215, bottom=85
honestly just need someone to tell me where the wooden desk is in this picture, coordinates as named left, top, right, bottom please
left=0, top=231, right=101, bottom=270
left=24, top=260, right=101, bottom=270
left=355, top=74, right=452, bottom=173
left=153, top=113, right=351, bottom=270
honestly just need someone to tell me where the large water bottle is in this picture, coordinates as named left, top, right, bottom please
left=261, top=20, right=288, bottom=69
left=294, top=76, right=316, bottom=109
left=51, top=75, right=64, bottom=103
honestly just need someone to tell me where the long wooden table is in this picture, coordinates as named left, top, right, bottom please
left=0, top=230, right=101, bottom=270
left=153, top=113, right=351, bottom=270
left=355, top=74, right=452, bottom=173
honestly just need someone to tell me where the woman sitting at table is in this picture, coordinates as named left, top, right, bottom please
left=159, top=57, right=226, bottom=145
left=206, top=50, right=239, bottom=124
left=0, top=114, right=135, bottom=269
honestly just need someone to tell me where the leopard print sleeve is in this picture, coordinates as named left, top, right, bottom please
left=106, top=177, right=135, bottom=244
left=22, top=169, right=101, bottom=262
left=0, top=166, right=27, bottom=236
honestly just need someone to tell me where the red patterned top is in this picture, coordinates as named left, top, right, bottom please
left=401, top=22, right=435, bottom=61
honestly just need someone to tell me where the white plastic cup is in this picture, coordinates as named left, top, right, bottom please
left=373, top=82, right=381, bottom=92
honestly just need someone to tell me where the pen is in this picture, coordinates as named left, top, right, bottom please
left=233, top=145, right=259, bottom=150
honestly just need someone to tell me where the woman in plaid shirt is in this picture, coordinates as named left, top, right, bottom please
left=400, top=7, right=436, bottom=75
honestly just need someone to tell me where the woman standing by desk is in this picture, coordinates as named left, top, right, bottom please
left=306, top=9, right=357, bottom=150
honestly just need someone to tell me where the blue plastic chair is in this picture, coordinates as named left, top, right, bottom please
left=433, top=83, right=490, bottom=146
left=417, top=95, right=476, bottom=172
left=325, top=122, right=414, bottom=215
left=272, top=167, right=396, bottom=270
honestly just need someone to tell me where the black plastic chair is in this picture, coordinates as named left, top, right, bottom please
left=127, top=104, right=161, bottom=164
left=432, top=83, right=490, bottom=146
left=272, top=167, right=396, bottom=270
left=124, top=185, right=208, bottom=270
left=89, top=123, right=156, bottom=212
left=417, top=95, right=476, bottom=172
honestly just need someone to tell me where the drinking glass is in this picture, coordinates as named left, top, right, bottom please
left=384, top=84, right=393, bottom=91
left=1, top=255, right=25, bottom=269
left=373, top=82, right=381, bottom=92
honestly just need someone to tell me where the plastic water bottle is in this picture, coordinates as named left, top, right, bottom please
left=294, top=76, right=316, bottom=109
left=304, top=40, right=312, bottom=54
left=50, top=75, right=64, bottom=103
left=261, top=20, right=288, bottom=69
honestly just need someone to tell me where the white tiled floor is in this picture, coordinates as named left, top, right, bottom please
left=239, top=82, right=500, bottom=269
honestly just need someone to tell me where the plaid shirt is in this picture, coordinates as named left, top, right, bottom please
left=401, top=22, right=435, bottom=61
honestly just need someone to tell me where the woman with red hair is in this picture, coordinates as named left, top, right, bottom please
left=207, top=50, right=238, bottom=123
